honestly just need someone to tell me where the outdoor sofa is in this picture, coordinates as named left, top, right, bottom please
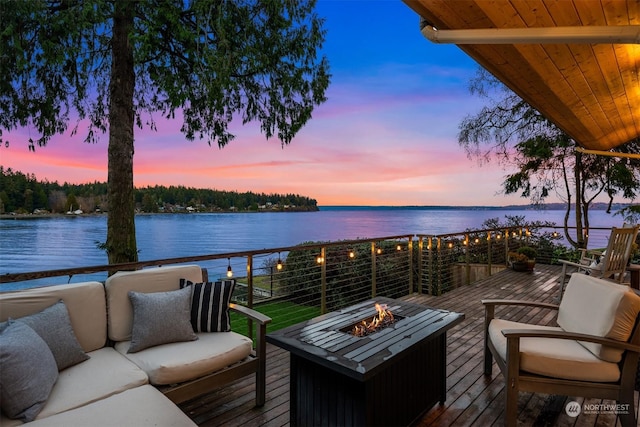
left=0, top=264, right=270, bottom=425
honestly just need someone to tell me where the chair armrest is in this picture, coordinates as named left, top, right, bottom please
left=229, top=303, right=271, bottom=407
left=502, top=328, right=640, bottom=353
left=229, top=303, right=272, bottom=325
left=558, top=259, right=591, bottom=269
left=482, top=299, right=559, bottom=311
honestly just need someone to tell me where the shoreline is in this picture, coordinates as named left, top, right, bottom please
left=0, top=209, right=319, bottom=220
left=0, top=202, right=630, bottom=220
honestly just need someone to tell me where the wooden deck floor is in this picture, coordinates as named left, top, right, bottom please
left=179, top=264, right=640, bottom=426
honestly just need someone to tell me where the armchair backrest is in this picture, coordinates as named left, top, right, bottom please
left=558, top=273, right=640, bottom=362
left=600, top=225, right=639, bottom=281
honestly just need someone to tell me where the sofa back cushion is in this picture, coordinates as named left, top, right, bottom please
left=105, top=265, right=203, bottom=342
left=0, top=281, right=107, bottom=352
left=558, top=273, right=640, bottom=362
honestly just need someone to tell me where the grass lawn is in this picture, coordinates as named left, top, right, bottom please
left=230, top=299, right=321, bottom=335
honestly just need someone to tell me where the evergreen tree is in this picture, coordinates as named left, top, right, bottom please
left=2, top=0, right=330, bottom=264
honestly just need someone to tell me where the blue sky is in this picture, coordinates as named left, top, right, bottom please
left=3, top=1, right=534, bottom=206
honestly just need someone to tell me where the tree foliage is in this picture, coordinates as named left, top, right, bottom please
left=0, top=167, right=319, bottom=214
left=1, top=0, right=330, bottom=264
left=458, top=68, right=640, bottom=248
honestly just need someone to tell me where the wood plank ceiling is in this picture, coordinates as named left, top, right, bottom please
left=403, top=0, right=640, bottom=151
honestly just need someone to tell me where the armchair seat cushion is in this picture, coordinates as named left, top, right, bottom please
left=489, top=319, right=621, bottom=382
left=114, top=331, right=253, bottom=385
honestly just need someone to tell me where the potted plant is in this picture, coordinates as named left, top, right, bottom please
left=508, top=246, right=537, bottom=272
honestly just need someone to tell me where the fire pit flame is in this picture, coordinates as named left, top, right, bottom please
left=351, top=303, right=396, bottom=337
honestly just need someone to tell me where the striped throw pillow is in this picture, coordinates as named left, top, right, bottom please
left=179, top=279, right=235, bottom=332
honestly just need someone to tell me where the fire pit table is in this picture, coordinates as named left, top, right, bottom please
left=266, top=297, right=464, bottom=427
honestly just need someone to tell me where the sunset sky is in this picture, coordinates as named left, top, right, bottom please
left=3, top=1, right=536, bottom=207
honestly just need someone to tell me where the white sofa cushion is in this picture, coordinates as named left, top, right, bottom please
left=0, top=281, right=107, bottom=352
left=105, top=265, right=203, bottom=342
left=23, top=385, right=197, bottom=427
left=558, top=273, right=640, bottom=362
left=115, top=331, right=253, bottom=385
left=489, top=318, right=621, bottom=382
left=35, top=348, right=148, bottom=420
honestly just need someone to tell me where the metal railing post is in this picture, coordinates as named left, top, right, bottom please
left=246, top=255, right=254, bottom=340
left=465, top=233, right=471, bottom=286
left=320, top=247, right=327, bottom=314
left=487, top=231, right=492, bottom=277
left=371, top=241, right=377, bottom=298
left=408, top=238, right=413, bottom=295
left=435, top=237, right=441, bottom=296
left=418, top=237, right=424, bottom=295
left=505, top=228, right=510, bottom=266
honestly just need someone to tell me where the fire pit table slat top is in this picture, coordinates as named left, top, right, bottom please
left=266, top=297, right=464, bottom=381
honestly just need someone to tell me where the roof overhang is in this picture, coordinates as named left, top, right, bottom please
left=403, top=0, right=640, bottom=151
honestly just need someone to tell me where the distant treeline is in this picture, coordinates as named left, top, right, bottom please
left=0, top=167, right=318, bottom=214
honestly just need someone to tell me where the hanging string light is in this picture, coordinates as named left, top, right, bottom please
left=348, top=249, right=355, bottom=259
left=276, top=253, right=283, bottom=271
left=226, top=258, right=233, bottom=278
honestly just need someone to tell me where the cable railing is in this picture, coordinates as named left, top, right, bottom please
left=1, top=226, right=627, bottom=334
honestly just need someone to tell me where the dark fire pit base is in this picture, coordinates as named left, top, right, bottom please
left=267, top=298, right=464, bottom=427
left=290, top=333, right=445, bottom=427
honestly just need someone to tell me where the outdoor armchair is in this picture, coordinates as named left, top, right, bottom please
left=557, top=225, right=639, bottom=299
left=483, top=273, right=640, bottom=427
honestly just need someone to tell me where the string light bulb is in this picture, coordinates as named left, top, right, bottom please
left=276, top=254, right=283, bottom=271
left=348, top=249, right=355, bottom=259
left=316, top=254, right=324, bottom=264
left=396, top=244, right=402, bottom=251
left=376, top=247, right=382, bottom=255
left=226, top=259, right=233, bottom=278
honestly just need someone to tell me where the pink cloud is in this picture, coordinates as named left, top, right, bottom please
left=1, top=59, right=521, bottom=206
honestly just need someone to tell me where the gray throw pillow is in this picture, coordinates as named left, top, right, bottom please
left=16, top=300, right=89, bottom=371
left=128, top=286, right=198, bottom=353
left=0, top=321, right=58, bottom=422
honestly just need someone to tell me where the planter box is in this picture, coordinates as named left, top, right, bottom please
left=451, top=264, right=507, bottom=288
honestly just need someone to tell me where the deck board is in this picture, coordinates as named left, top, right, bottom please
left=179, top=264, right=639, bottom=426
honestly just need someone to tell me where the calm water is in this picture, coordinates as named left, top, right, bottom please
left=0, top=207, right=624, bottom=290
